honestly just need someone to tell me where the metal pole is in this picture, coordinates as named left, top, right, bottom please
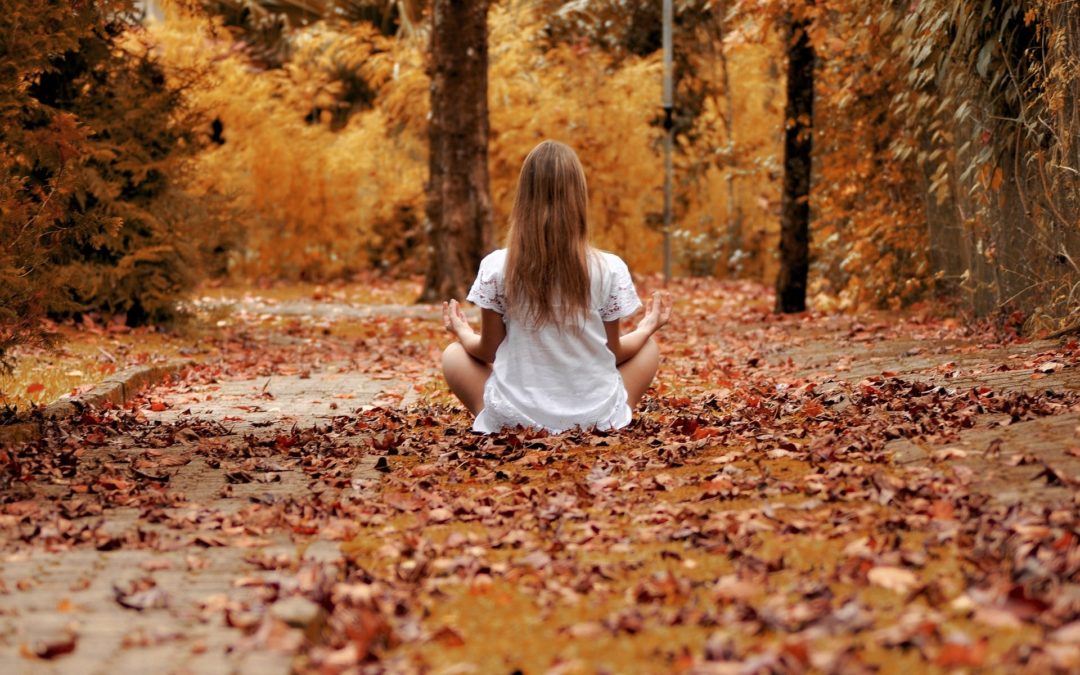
left=662, top=0, right=674, bottom=282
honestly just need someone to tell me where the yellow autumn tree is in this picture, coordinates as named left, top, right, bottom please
left=149, top=1, right=786, bottom=281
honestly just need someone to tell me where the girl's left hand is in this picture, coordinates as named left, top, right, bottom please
left=637, top=291, right=673, bottom=336
left=442, top=299, right=475, bottom=340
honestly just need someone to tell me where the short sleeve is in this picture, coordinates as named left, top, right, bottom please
left=599, top=255, right=642, bottom=321
left=466, top=251, right=506, bottom=314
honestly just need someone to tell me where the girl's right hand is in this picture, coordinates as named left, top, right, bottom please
left=443, top=299, right=476, bottom=340
left=637, top=291, right=672, bottom=336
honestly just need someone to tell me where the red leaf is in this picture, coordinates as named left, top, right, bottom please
left=691, top=426, right=720, bottom=440
left=800, top=399, right=825, bottom=417
left=935, top=640, right=987, bottom=667
left=432, top=626, right=465, bottom=647
left=929, top=500, right=954, bottom=520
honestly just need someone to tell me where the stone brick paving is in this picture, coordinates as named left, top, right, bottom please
left=1, top=362, right=408, bottom=674
left=765, top=322, right=1080, bottom=506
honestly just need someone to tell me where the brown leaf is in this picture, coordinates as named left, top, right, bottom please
left=22, top=632, right=77, bottom=660
left=1037, top=361, right=1064, bottom=373
left=517, top=550, right=552, bottom=569
left=867, top=566, right=918, bottom=594
left=427, top=507, right=453, bottom=523
left=383, top=491, right=425, bottom=512
left=1050, top=622, right=1080, bottom=643
left=431, top=625, right=465, bottom=647
left=114, top=580, right=170, bottom=611
left=713, top=575, right=761, bottom=601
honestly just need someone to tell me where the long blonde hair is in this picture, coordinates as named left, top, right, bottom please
left=504, top=141, right=592, bottom=329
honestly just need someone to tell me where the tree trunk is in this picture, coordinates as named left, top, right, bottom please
left=419, top=0, right=493, bottom=302
left=774, top=10, right=815, bottom=313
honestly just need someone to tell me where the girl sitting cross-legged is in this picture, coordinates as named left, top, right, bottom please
left=441, top=139, right=672, bottom=434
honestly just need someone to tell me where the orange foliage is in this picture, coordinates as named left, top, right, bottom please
left=149, top=0, right=1080, bottom=325
left=804, top=2, right=930, bottom=311
left=149, top=11, right=428, bottom=281
left=148, top=3, right=785, bottom=280
left=487, top=9, right=664, bottom=271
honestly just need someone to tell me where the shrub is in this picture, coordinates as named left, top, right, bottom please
left=0, top=1, right=215, bottom=371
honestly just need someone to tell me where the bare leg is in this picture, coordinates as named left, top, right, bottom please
left=441, top=342, right=491, bottom=415
left=618, top=337, right=659, bottom=408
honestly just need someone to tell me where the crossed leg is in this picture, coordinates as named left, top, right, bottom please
left=441, top=342, right=490, bottom=415
left=618, top=337, right=659, bottom=407
left=441, top=337, right=660, bottom=416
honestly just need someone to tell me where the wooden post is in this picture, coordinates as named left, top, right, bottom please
left=662, top=0, right=674, bottom=282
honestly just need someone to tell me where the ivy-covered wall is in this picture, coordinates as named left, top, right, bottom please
left=811, top=0, right=1080, bottom=328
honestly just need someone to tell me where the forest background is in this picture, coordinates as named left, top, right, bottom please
left=3, top=0, right=1080, bottom=373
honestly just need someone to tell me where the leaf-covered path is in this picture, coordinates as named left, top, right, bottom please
left=3, top=280, right=1080, bottom=674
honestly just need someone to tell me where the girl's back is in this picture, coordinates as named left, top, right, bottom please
left=439, top=139, right=670, bottom=435
left=466, top=248, right=641, bottom=433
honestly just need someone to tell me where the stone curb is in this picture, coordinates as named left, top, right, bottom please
left=0, top=359, right=193, bottom=445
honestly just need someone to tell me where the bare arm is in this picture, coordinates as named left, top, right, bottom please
left=605, top=291, right=672, bottom=364
left=443, top=300, right=506, bottom=364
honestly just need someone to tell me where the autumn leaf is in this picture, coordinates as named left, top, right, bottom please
left=21, top=632, right=77, bottom=660
left=867, top=566, right=918, bottom=594
left=935, top=639, right=987, bottom=667
left=1038, top=361, right=1064, bottom=374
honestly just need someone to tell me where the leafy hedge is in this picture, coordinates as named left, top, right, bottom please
left=0, top=1, right=215, bottom=372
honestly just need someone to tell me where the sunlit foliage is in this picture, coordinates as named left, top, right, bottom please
left=150, top=1, right=785, bottom=280
left=151, top=9, right=428, bottom=280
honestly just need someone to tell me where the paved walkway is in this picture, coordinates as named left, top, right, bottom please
left=1, top=362, right=402, bottom=674
left=765, top=323, right=1080, bottom=504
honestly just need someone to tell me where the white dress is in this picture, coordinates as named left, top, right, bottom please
left=466, top=248, right=642, bottom=434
